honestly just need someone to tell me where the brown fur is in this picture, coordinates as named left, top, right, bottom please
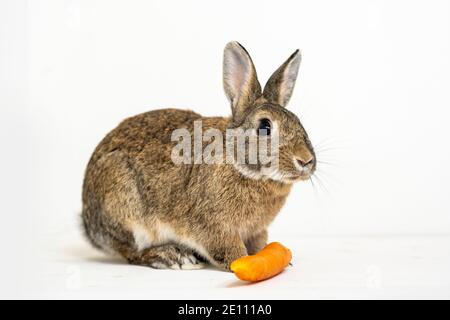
left=82, top=42, right=316, bottom=270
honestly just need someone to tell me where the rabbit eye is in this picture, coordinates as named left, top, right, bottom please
left=258, top=118, right=271, bottom=136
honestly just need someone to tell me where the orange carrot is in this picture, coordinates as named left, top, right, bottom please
left=230, top=242, right=292, bottom=282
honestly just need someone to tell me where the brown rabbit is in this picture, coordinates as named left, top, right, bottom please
left=82, top=42, right=316, bottom=270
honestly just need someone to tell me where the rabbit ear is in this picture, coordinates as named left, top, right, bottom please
left=263, top=50, right=301, bottom=107
left=223, top=42, right=262, bottom=121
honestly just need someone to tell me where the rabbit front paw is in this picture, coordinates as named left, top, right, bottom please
left=208, top=240, right=248, bottom=271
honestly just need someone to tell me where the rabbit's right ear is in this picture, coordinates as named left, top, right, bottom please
left=263, top=50, right=301, bottom=107
left=223, top=42, right=261, bottom=122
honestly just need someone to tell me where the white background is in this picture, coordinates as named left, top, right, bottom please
left=1, top=0, right=450, bottom=299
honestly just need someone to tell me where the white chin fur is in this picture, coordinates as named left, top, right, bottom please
left=232, top=163, right=296, bottom=183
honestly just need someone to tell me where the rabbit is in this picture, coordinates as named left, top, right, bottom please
left=81, top=42, right=316, bottom=271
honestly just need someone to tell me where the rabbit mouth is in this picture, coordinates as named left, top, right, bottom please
left=261, top=166, right=311, bottom=183
left=285, top=173, right=312, bottom=182
left=233, top=162, right=310, bottom=183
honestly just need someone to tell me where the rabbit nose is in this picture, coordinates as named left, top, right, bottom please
left=296, top=156, right=314, bottom=167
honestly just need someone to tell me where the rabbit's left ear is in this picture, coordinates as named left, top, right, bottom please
left=263, top=50, right=301, bottom=107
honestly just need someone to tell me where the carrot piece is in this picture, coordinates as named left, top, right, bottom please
left=230, top=242, right=292, bottom=282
